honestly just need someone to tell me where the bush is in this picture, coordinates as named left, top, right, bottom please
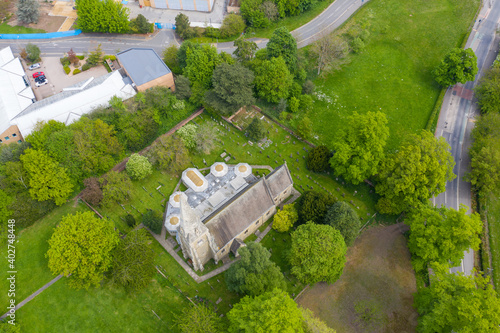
left=302, top=80, right=315, bottom=94
left=204, top=26, right=220, bottom=38
left=77, top=55, right=85, bottom=60
left=220, top=14, right=245, bottom=38
left=73, top=68, right=81, bottom=75
left=296, top=190, right=336, bottom=224
left=142, top=209, right=163, bottom=234
left=60, top=56, right=70, bottom=66
left=324, top=201, right=361, bottom=246
left=247, top=118, right=266, bottom=142
left=124, top=214, right=136, bottom=228
left=307, top=146, right=331, bottom=172
left=63, top=65, right=70, bottom=74
left=82, top=63, right=91, bottom=71
left=26, top=43, right=40, bottom=62
left=125, top=154, right=153, bottom=180
left=288, top=96, right=299, bottom=113
left=351, top=37, right=365, bottom=53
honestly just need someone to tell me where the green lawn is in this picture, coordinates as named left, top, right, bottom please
left=0, top=23, right=46, bottom=34
left=3, top=111, right=388, bottom=331
left=281, top=0, right=479, bottom=149
left=486, top=194, right=500, bottom=288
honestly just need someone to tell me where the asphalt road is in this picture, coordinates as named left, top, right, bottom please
left=0, top=0, right=368, bottom=55
left=434, top=0, right=500, bottom=275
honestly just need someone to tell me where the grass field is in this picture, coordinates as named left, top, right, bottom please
left=486, top=194, right=500, bottom=288
left=2, top=111, right=390, bottom=331
left=0, top=23, right=46, bottom=34
left=281, top=0, right=480, bottom=150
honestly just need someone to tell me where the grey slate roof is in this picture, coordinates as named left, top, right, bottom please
left=265, top=162, right=293, bottom=198
left=205, top=178, right=275, bottom=249
left=116, top=48, right=171, bottom=86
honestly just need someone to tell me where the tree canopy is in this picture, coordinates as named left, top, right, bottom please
left=220, top=13, right=246, bottom=38
left=225, top=242, right=286, bottom=296
left=375, top=130, right=455, bottom=214
left=330, top=111, right=389, bottom=184
left=125, top=154, right=152, bottom=180
left=142, top=209, right=163, bottom=234
left=20, top=148, right=73, bottom=205
left=111, top=228, right=156, bottom=289
left=415, top=263, right=500, bottom=332
left=175, top=13, right=193, bottom=39
left=267, top=27, right=297, bottom=72
left=233, top=39, right=258, bottom=62
left=254, top=56, right=293, bottom=103
left=306, top=145, right=331, bottom=173
left=76, top=0, right=130, bottom=33
left=99, top=171, right=132, bottom=207
left=433, top=48, right=478, bottom=87
left=203, top=62, right=255, bottom=116
left=47, top=211, right=119, bottom=289
left=227, top=288, right=304, bottom=333
left=289, top=222, right=346, bottom=285
left=468, top=112, right=500, bottom=196
left=246, top=118, right=266, bottom=142
left=272, top=204, right=298, bottom=232
left=175, top=304, right=224, bottom=333
left=300, top=307, right=337, bottom=333
left=323, top=201, right=361, bottom=246
left=296, top=190, right=336, bottom=224
left=25, top=43, right=41, bottom=62
left=407, top=205, right=482, bottom=272
left=17, top=0, right=39, bottom=24
left=146, top=135, right=189, bottom=173
left=475, top=65, right=500, bottom=114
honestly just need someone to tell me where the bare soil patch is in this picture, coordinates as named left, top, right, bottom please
left=297, top=223, right=418, bottom=333
left=8, top=2, right=65, bottom=32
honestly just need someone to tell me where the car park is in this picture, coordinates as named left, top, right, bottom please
left=28, top=63, right=41, bottom=70
left=33, top=72, right=45, bottom=78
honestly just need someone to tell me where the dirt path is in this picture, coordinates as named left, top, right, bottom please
left=297, top=223, right=418, bottom=333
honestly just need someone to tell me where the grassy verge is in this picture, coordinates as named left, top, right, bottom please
left=485, top=193, right=500, bottom=287
left=0, top=23, right=46, bottom=34
left=284, top=0, right=480, bottom=150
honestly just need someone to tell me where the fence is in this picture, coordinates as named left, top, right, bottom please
left=0, top=29, right=82, bottom=40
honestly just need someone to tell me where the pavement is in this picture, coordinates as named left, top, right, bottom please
left=433, top=0, right=500, bottom=275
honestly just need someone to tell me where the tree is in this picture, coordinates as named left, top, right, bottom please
left=227, top=289, right=304, bottom=333
left=174, top=75, right=192, bottom=100
left=297, top=117, right=313, bottom=139
left=0, top=321, right=21, bottom=333
left=246, top=118, right=266, bottom=142
left=302, top=80, right=315, bottom=94
left=300, top=307, right=337, bottom=333
left=17, top=0, right=39, bottom=24
left=272, top=204, right=298, bottom=232
left=306, top=145, right=331, bottom=172
left=20, top=149, right=73, bottom=205
left=8, top=192, right=55, bottom=228
left=142, top=209, right=162, bottom=234
left=111, top=229, right=155, bottom=289
left=177, top=123, right=197, bottom=150
left=124, top=214, right=136, bottom=227
left=240, top=0, right=269, bottom=28
left=323, top=201, right=360, bottom=246
left=407, top=205, right=482, bottom=272
left=311, top=34, right=349, bottom=76
left=25, top=43, right=40, bottom=62
left=415, top=263, right=500, bottom=332
left=86, top=43, right=104, bottom=66
left=67, top=48, right=79, bottom=66
left=175, top=13, right=193, bottom=39
left=433, top=48, right=478, bottom=87
left=25, top=120, right=66, bottom=150
left=0, top=190, right=13, bottom=231
left=468, top=112, right=500, bottom=196
left=203, top=62, right=255, bottom=116
left=99, top=171, right=132, bottom=207
left=45, top=128, right=84, bottom=183
left=177, top=41, right=201, bottom=70
left=225, top=242, right=286, bottom=296
left=233, top=39, right=258, bottom=62
left=220, top=13, right=246, bottom=38
left=329, top=111, right=389, bottom=185
left=47, top=211, right=119, bottom=289
left=290, top=222, right=346, bottom=285
left=162, top=45, right=181, bottom=74
left=375, top=130, right=455, bottom=214
left=195, top=123, right=219, bottom=154
left=175, top=304, right=224, bottom=333
left=76, top=0, right=129, bottom=33
left=184, top=45, right=223, bottom=102
left=255, top=57, right=292, bottom=103
left=475, top=66, right=500, bottom=114
left=81, top=177, right=103, bottom=206
left=146, top=135, right=189, bottom=173
left=125, top=154, right=152, bottom=180
left=261, top=1, right=279, bottom=21
left=296, top=191, right=336, bottom=224
left=129, top=14, right=152, bottom=34
left=267, top=27, right=297, bottom=72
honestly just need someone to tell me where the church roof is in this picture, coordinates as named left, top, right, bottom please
left=265, top=162, right=293, bottom=199
left=205, top=177, right=275, bottom=249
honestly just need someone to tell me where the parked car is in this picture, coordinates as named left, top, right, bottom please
left=35, top=75, right=46, bottom=82
left=35, top=79, right=48, bottom=87
left=28, top=63, right=41, bottom=70
left=33, top=72, right=44, bottom=78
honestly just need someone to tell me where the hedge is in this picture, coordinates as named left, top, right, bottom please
left=73, top=68, right=81, bottom=75
left=63, top=65, right=70, bottom=74
left=82, top=63, right=91, bottom=71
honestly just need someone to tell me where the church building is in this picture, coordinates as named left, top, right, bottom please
left=164, top=162, right=293, bottom=271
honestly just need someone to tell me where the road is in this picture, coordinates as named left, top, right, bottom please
left=0, top=0, right=368, bottom=55
left=434, top=0, right=500, bottom=275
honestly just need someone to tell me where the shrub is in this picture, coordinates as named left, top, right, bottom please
left=124, top=214, right=136, bottom=228
left=307, top=146, right=331, bottom=172
left=247, top=118, right=266, bottom=142
left=302, top=80, right=315, bottom=94
left=60, top=56, right=70, bottom=66
left=351, top=37, right=365, bottom=53
left=204, top=26, right=220, bottom=38
left=288, top=96, right=299, bottom=113
left=220, top=13, right=245, bottom=38
left=73, top=68, right=81, bottom=75
left=77, top=55, right=85, bottom=60
left=142, top=209, right=163, bottom=234
left=82, top=63, right=91, bottom=71
left=63, top=65, right=71, bottom=74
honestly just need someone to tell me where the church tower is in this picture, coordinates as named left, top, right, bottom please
left=177, top=193, right=219, bottom=271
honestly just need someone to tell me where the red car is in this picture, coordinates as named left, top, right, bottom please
left=33, top=72, right=44, bottom=78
